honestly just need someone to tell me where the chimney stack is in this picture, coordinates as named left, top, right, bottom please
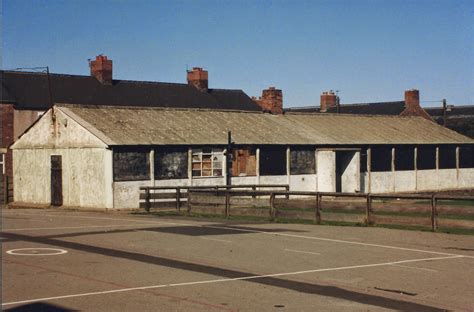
left=320, top=91, right=337, bottom=112
left=400, top=89, right=432, bottom=120
left=90, top=55, right=112, bottom=85
left=187, top=67, right=208, bottom=92
left=254, top=87, right=283, bottom=114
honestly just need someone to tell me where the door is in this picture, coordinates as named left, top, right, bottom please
left=51, top=155, right=63, bottom=206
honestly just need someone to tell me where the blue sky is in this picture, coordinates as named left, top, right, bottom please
left=2, top=0, right=473, bottom=107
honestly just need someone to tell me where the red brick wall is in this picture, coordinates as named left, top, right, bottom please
left=1, top=103, right=14, bottom=178
left=400, top=89, right=432, bottom=120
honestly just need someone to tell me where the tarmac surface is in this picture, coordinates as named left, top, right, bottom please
left=2, top=208, right=474, bottom=311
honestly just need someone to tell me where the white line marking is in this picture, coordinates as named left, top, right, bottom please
left=200, top=237, right=232, bottom=243
left=6, top=248, right=68, bottom=256
left=390, top=264, right=438, bottom=273
left=284, top=249, right=321, bottom=256
left=6, top=212, right=474, bottom=259
left=2, top=224, right=154, bottom=232
left=1, top=255, right=463, bottom=307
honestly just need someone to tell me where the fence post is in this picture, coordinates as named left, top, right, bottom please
left=431, top=194, right=437, bottom=232
left=225, top=190, right=230, bottom=218
left=315, top=193, right=321, bottom=225
left=252, top=185, right=256, bottom=199
left=285, top=185, right=289, bottom=199
left=176, top=188, right=181, bottom=212
left=365, top=194, right=372, bottom=225
left=145, top=188, right=150, bottom=213
left=269, top=193, right=275, bottom=219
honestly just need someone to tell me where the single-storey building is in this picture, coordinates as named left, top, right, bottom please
left=11, top=104, right=474, bottom=209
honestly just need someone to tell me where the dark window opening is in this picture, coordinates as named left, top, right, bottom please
left=459, top=146, right=474, bottom=168
left=232, top=147, right=257, bottom=176
left=395, top=146, right=415, bottom=171
left=371, top=146, right=392, bottom=172
left=260, top=146, right=287, bottom=176
left=113, top=150, right=150, bottom=181
left=155, top=148, right=188, bottom=180
left=290, top=147, right=315, bottom=175
left=417, top=146, right=436, bottom=170
left=439, top=146, right=456, bottom=169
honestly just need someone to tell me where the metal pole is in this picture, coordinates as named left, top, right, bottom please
left=442, top=99, right=447, bottom=126
left=431, top=194, right=437, bottom=232
left=227, top=131, right=232, bottom=187
left=315, top=193, right=321, bottom=224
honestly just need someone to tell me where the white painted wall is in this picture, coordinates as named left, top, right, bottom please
left=13, top=148, right=111, bottom=208
left=458, top=168, right=474, bottom=188
left=317, top=151, right=335, bottom=192
left=290, top=174, right=317, bottom=192
left=417, top=169, right=438, bottom=191
left=394, top=171, right=416, bottom=192
left=438, top=169, right=458, bottom=189
left=340, top=152, right=360, bottom=193
left=259, top=175, right=287, bottom=185
left=114, top=180, right=152, bottom=209
left=369, top=171, right=393, bottom=193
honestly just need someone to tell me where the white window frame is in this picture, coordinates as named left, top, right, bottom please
left=0, top=153, right=5, bottom=175
left=192, top=148, right=223, bottom=178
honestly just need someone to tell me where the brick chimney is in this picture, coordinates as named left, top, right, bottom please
left=187, top=67, right=208, bottom=92
left=320, top=91, right=337, bottom=112
left=400, top=89, right=432, bottom=120
left=254, top=87, right=283, bottom=114
left=90, top=55, right=112, bottom=85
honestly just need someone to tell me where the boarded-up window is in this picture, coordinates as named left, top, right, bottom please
left=232, top=147, right=256, bottom=176
left=395, top=146, right=415, bottom=171
left=192, top=148, right=223, bottom=177
left=417, top=146, right=436, bottom=170
left=290, top=148, right=315, bottom=174
left=459, top=145, right=473, bottom=168
left=155, top=148, right=188, bottom=180
left=371, top=146, right=392, bottom=172
left=260, top=146, right=287, bottom=176
left=113, top=150, right=150, bottom=181
left=439, top=146, right=456, bottom=169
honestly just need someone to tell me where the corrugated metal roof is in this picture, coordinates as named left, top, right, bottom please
left=58, top=105, right=474, bottom=146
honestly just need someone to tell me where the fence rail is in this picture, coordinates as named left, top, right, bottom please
left=139, top=185, right=474, bottom=232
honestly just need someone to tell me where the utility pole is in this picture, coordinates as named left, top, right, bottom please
left=226, top=131, right=233, bottom=186
left=442, top=99, right=447, bottom=126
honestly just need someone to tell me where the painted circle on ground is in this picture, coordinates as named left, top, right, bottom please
left=6, top=248, right=68, bottom=256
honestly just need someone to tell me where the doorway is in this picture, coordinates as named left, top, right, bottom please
left=335, top=151, right=360, bottom=193
left=51, top=155, right=63, bottom=206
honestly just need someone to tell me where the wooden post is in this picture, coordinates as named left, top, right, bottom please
left=315, top=193, right=321, bottom=225
left=225, top=191, right=230, bottom=218
left=145, top=188, right=150, bottom=212
left=187, top=190, right=192, bottom=214
left=176, top=188, right=181, bottom=212
left=285, top=185, right=290, bottom=199
left=367, top=148, right=371, bottom=193
left=366, top=194, right=372, bottom=225
left=269, top=193, right=275, bottom=219
left=252, top=185, right=256, bottom=199
left=431, top=194, right=437, bottom=232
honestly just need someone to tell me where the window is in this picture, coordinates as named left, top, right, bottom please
left=395, top=146, right=415, bottom=171
left=113, top=150, right=150, bottom=181
left=459, top=145, right=473, bottom=168
left=260, top=146, right=287, bottom=176
left=192, top=148, right=223, bottom=177
left=439, top=146, right=456, bottom=169
left=417, top=146, right=436, bottom=170
left=155, top=148, right=188, bottom=180
left=371, top=146, right=392, bottom=172
left=290, top=147, right=315, bottom=174
left=232, top=147, right=257, bottom=176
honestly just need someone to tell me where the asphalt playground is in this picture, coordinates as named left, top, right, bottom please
left=1, top=208, right=474, bottom=311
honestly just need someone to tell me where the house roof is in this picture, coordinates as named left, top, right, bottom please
left=55, top=104, right=473, bottom=146
left=0, top=70, right=261, bottom=111
left=285, top=101, right=406, bottom=115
